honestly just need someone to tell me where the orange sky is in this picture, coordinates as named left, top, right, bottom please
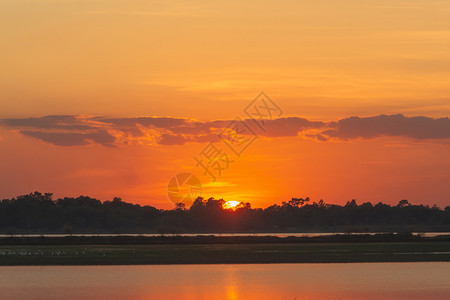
left=0, top=0, right=450, bottom=208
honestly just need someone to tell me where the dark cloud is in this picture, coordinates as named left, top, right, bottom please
left=1, top=114, right=449, bottom=146
left=190, top=134, right=221, bottom=143
left=167, top=121, right=213, bottom=135
left=1, top=115, right=94, bottom=131
left=158, top=134, right=186, bottom=146
left=304, top=133, right=328, bottom=142
left=20, top=130, right=116, bottom=147
left=322, top=114, right=450, bottom=140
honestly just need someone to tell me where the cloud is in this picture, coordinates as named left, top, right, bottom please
left=20, top=130, right=116, bottom=147
left=158, top=134, right=186, bottom=146
left=100, top=116, right=187, bottom=129
left=1, top=114, right=449, bottom=146
left=0, top=115, right=95, bottom=131
left=97, top=116, right=189, bottom=138
left=322, top=114, right=450, bottom=140
left=258, top=117, right=324, bottom=137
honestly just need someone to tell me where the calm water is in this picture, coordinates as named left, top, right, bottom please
left=0, top=263, right=448, bottom=299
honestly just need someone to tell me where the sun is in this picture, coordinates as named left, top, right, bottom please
left=223, top=200, right=240, bottom=210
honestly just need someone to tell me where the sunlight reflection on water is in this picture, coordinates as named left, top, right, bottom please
left=0, top=263, right=449, bottom=299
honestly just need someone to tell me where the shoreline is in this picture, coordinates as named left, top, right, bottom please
left=0, top=234, right=449, bottom=265
left=1, top=233, right=449, bottom=244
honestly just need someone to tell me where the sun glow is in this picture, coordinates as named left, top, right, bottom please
left=223, top=201, right=240, bottom=210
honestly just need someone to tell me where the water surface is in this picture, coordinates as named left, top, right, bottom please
left=0, top=263, right=448, bottom=299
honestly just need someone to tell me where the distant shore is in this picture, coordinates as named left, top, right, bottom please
left=0, top=233, right=449, bottom=265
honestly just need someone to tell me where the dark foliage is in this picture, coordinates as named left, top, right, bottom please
left=0, top=192, right=449, bottom=234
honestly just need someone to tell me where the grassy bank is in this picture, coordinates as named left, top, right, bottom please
left=0, top=234, right=449, bottom=265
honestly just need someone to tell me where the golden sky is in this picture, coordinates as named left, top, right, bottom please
left=1, top=0, right=450, bottom=208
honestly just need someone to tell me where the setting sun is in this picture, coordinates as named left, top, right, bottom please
left=223, top=201, right=240, bottom=210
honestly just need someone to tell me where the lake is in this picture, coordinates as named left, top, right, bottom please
left=0, top=263, right=448, bottom=299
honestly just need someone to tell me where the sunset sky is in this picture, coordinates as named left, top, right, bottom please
left=1, top=0, right=450, bottom=208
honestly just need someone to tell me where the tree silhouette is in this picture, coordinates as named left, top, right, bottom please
left=282, top=197, right=310, bottom=208
left=0, top=192, right=448, bottom=234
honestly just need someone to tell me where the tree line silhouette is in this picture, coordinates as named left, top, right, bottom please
left=0, top=192, right=449, bottom=234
